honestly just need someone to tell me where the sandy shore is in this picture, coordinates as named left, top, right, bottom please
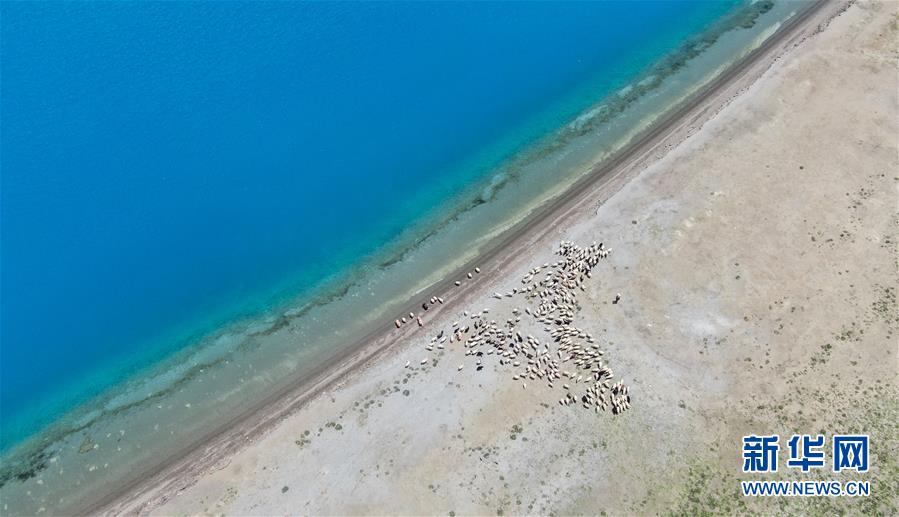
left=99, top=1, right=897, bottom=514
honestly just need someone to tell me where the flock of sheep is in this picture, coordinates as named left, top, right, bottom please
left=403, top=240, right=631, bottom=415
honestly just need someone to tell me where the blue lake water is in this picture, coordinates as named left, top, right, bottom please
left=0, top=2, right=739, bottom=451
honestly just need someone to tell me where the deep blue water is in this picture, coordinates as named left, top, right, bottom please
left=1, top=1, right=736, bottom=449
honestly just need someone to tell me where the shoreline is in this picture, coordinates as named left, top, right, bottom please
left=90, top=1, right=847, bottom=514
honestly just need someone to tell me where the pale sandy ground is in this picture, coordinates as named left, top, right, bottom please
left=149, top=2, right=897, bottom=515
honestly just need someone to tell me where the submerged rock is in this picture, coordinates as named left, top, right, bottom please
left=78, top=435, right=96, bottom=454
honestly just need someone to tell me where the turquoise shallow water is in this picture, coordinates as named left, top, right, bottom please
left=0, top=1, right=738, bottom=450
